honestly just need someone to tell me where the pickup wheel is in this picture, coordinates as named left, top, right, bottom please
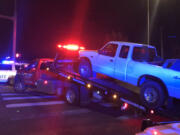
left=65, top=84, right=79, bottom=105
left=79, top=59, right=92, bottom=78
left=14, top=76, right=26, bottom=93
left=140, top=81, right=166, bottom=109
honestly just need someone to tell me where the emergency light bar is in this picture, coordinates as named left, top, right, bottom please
left=57, top=44, right=85, bottom=51
left=2, top=60, right=14, bottom=64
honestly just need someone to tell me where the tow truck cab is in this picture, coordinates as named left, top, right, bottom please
left=55, top=44, right=85, bottom=72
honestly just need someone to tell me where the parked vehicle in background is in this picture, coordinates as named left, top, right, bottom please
left=79, top=41, right=180, bottom=109
left=0, top=60, right=27, bottom=85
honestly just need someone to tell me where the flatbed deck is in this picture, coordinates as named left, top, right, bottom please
left=56, top=69, right=180, bottom=119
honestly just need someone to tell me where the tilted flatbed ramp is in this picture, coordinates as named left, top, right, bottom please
left=57, top=70, right=146, bottom=111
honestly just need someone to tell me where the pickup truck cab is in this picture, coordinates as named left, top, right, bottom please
left=14, top=58, right=56, bottom=92
left=79, top=41, right=180, bottom=109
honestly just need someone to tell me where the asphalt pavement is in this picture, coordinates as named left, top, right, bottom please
left=0, top=85, right=167, bottom=135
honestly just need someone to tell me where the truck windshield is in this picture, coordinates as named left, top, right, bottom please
left=132, top=47, right=156, bottom=62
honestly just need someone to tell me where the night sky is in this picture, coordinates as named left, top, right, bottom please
left=0, top=0, right=180, bottom=60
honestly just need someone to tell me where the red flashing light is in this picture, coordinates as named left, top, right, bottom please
left=44, top=80, right=48, bottom=85
left=65, top=44, right=79, bottom=50
left=57, top=44, right=85, bottom=51
left=124, top=103, right=128, bottom=108
left=150, top=110, right=154, bottom=114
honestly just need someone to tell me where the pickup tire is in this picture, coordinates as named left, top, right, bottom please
left=79, top=59, right=92, bottom=78
left=14, top=75, right=26, bottom=93
left=140, top=80, right=166, bottom=109
left=65, top=84, right=79, bottom=105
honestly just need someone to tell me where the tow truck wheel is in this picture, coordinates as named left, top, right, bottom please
left=65, top=84, right=79, bottom=105
left=79, top=59, right=92, bottom=78
left=140, top=80, right=166, bottom=109
left=14, top=77, right=26, bottom=93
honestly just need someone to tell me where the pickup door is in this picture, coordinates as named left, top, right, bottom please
left=114, top=45, right=130, bottom=81
left=94, top=43, right=119, bottom=78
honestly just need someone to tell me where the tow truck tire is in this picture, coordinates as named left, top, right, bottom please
left=140, top=80, right=166, bottom=109
left=65, top=84, right=79, bottom=105
left=79, top=59, right=92, bottom=78
left=14, top=76, right=26, bottom=93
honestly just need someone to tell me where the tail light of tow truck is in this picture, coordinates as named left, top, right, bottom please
left=44, top=80, right=48, bottom=85
left=121, top=102, right=128, bottom=110
left=150, top=109, right=155, bottom=114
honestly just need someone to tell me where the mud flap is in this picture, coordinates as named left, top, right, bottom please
left=79, top=86, right=91, bottom=106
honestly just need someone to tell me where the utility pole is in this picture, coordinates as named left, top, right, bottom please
left=0, top=0, right=17, bottom=60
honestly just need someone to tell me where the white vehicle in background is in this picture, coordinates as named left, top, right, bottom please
left=0, top=60, right=27, bottom=85
left=136, top=119, right=180, bottom=135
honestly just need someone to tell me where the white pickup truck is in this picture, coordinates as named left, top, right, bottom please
left=79, top=41, right=180, bottom=109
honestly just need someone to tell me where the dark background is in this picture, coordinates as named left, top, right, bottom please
left=0, top=0, right=179, bottom=60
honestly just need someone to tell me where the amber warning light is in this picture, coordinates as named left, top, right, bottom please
left=57, top=44, right=85, bottom=51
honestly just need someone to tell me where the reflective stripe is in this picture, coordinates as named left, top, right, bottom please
left=6, top=101, right=65, bottom=108
left=73, top=78, right=85, bottom=85
left=120, top=98, right=146, bottom=111
left=1, top=93, right=28, bottom=96
left=3, top=95, right=57, bottom=100
left=58, top=73, right=67, bottom=78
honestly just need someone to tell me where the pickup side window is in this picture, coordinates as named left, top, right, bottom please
left=132, top=47, right=156, bottom=62
left=119, top=45, right=130, bottom=58
left=99, top=44, right=118, bottom=57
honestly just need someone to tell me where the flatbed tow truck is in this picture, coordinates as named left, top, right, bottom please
left=14, top=44, right=180, bottom=120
